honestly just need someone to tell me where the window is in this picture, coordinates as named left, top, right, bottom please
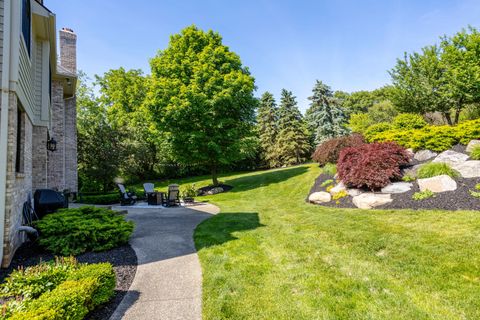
left=15, top=103, right=25, bottom=174
left=22, top=0, right=31, bottom=55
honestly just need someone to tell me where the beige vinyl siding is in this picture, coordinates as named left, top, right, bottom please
left=17, top=36, right=35, bottom=121
left=0, top=0, right=4, bottom=82
left=33, top=39, right=42, bottom=117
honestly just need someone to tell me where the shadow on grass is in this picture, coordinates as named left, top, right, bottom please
left=195, top=212, right=264, bottom=250
left=224, top=166, right=308, bottom=193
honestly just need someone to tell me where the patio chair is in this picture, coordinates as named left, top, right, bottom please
left=118, top=184, right=137, bottom=206
left=143, top=183, right=155, bottom=197
left=164, top=184, right=180, bottom=207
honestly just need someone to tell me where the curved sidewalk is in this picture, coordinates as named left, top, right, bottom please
left=110, top=203, right=220, bottom=320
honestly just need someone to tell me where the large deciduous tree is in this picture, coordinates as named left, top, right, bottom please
left=257, top=92, right=279, bottom=168
left=305, top=80, right=349, bottom=145
left=440, top=26, right=480, bottom=124
left=390, top=27, right=480, bottom=125
left=77, top=72, right=123, bottom=193
left=149, top=25, right=257, bottom=185
left=275, top=89, right=310, bottom=165
left=95, top=68, right=160, bottom=180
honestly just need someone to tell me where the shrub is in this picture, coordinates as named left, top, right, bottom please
left=320, top=179, right=334, bottom=188
left=80, top=193, right=119, bottom=205
left=348, top=114, right=371, bottom=134
left=417, top=162, right=459, bottom=179
left=0, top=257, right=77, bottom=301
left=338, top=142, right=411, bottom=189
left=312, top=134, right=364, bottom=166
left=182, top=184, right=198, bottom=199
left=364, top=122, right=393, bottom=141
left=412, top=190, right=436, bottom=201
left=366, top=119, right=480, bottom=152
left=392, top=113, right=427, bottom=130
left=67, top=263, right=115, bottom=305
left=322, top=163, right=337, bottom=176
left=0, top=258, right=115, bottom=320
left=470, top=145, right=480, bottom=160
left=332, top=190, right=348, bottom=201
left=34, top=206, right=134, bottom=256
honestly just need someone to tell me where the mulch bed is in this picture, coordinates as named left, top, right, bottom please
left=197, top=184, right=233, bottom=195
left=0, top=241, right=137, bottom=320
left=308, top=168, right=480, bottom=211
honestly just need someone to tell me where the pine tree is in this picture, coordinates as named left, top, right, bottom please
left=257, top=92, right=280, bottom=168
left=306, top=80, right=349, bottom=145
left=275, top=89, right=310, bottom=165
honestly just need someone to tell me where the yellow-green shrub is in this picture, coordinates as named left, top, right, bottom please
left=392, top=113, right=427, bottom=129
left=366, top=119, right=480, bottom=152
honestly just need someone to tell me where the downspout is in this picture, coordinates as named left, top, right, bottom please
left=0, top=0, right=13, bottom=266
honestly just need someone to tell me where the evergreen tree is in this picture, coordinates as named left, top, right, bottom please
left=306, top=80, right=349, bottom=145
left=256, top=92, right=280, bottom=168
left=275, top=89, right=310, bottom=165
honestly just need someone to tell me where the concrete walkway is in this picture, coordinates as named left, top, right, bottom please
left=109, top=202, right=220, bottom=320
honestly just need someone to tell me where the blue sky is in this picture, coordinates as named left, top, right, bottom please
left=48, top=0, right=480, bottom=112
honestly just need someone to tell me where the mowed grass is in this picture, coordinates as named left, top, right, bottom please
left=143, top=164, right=480, bottom=319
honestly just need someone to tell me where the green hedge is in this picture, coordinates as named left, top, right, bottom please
left=366, top=119, right=480, bottom=152
left=34, top=206, right=134, bottom=256
left=80, top=193, right=119, bottom=205
left=1, top=258, right=115, bottom=320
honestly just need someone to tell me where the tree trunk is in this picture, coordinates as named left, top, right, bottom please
left=211, top=165, right=219, bottom=186
left=444, top=112, right=453, bottom=126
left=454, top=108, right=461, bottom=125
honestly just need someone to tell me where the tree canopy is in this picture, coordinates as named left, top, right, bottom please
left=149, top=25, right=257, bottom=185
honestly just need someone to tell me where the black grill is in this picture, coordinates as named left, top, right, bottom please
left=33, top=189, right=68, bottom=218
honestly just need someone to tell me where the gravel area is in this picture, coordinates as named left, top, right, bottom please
left=0, top=242, right=137, bottom=320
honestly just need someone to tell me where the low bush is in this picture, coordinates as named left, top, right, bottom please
left=417, top=162, right=460, bottom=179
left=366, top=119, right=480, bottom=152
left=0, top=258, right=115, bottom=320
left=0, top=257, right=77, bottom=301
left=34, top=206, right=134, bottom=256
left=320, top=179, right=334, bottom=188
left=364, top=122, right=393, bottom=141
left=80, top=193, right=119, bottom=205
left=470, top=145, right=480, bottom=160
left=338, top=142, right=411, bottom=189
left=322, top=163, right=337, bottom=176
left=412, top=190, right=436, bottom=201
left=312, top=134, right=364, bottom=166
left=392, top=113, right=427, bottom=130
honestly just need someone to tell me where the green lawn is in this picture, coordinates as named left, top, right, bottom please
left=148, top=164, right=480, bottom=319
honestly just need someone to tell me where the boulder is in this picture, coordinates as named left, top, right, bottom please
left=329, top=181, right=346, bottom=195
left=352, top=193, right=392, bottom=209
left=466, top=140, right=480, bottom=153
left=347, top=188, right=363, bottom=197
left=308, top=192, right=332, bottom=203
left=417, top=175, right=457, bottom=193
left=207, top=187, right=224, bottom=195
left=381, top=182, right=413, bottom=194
left=432, top=150, right=469, bottom=166
left=402, top=164, right=422, bottom=178
left=452, top=161, right=480, bottom=178
left=414, top=150, right=438, bottom=162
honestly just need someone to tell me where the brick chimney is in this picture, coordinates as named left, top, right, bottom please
left=59, top=28, right=77, bottom=74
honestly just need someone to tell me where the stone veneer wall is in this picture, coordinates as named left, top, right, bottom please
left=47, top=81, right=65, bottom=191
left=2, top=93, right=33, bottom=267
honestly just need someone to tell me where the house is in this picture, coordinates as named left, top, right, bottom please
left=0, top=0, right=78, bottom=267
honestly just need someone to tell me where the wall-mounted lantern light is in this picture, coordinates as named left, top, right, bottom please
left=47, top=137, right=57, bottom=152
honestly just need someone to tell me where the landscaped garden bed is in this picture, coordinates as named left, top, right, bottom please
left=308, top=123, right=480, bottom=210
left=0, top=206, right=136, bottom=319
